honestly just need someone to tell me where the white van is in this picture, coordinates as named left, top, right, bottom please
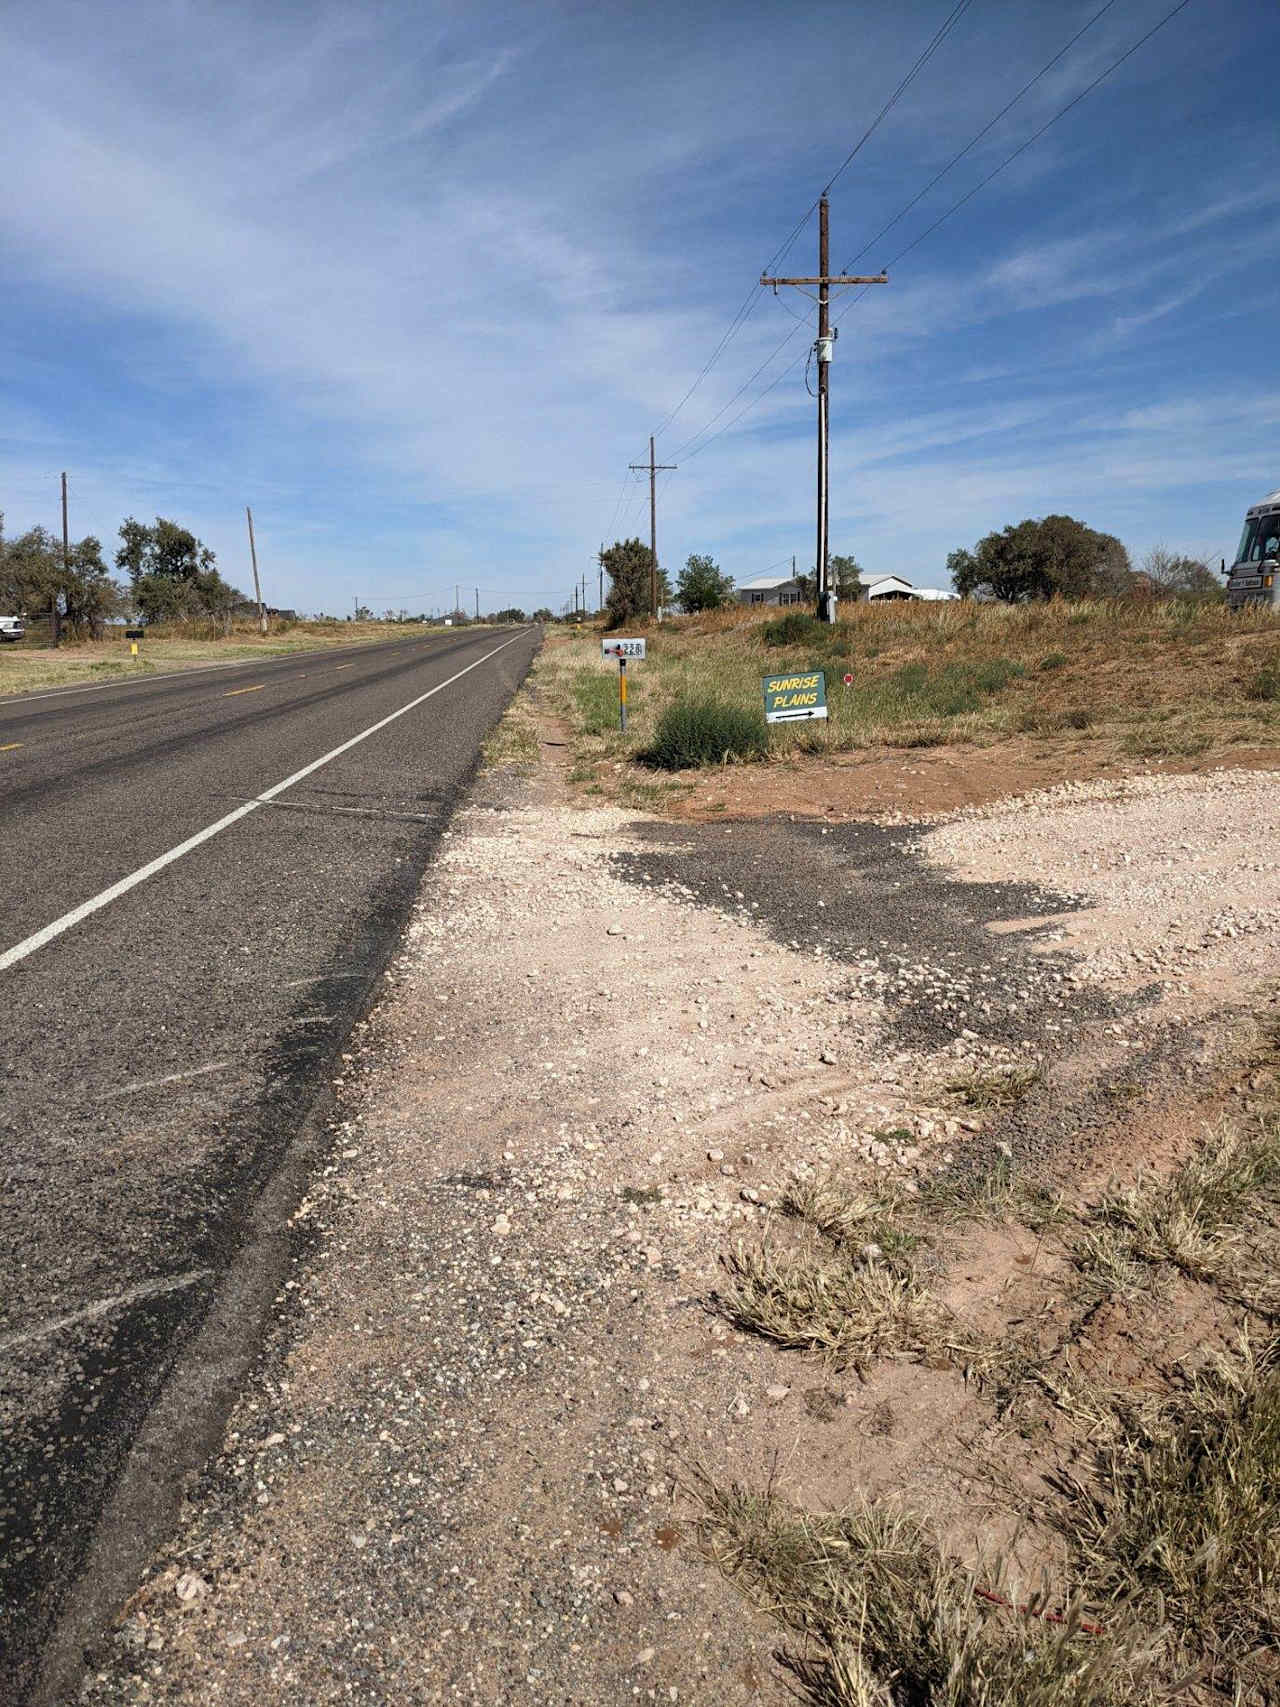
left=0, top=615, right=26, bottom=643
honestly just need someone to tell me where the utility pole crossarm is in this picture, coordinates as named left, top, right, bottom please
left=759, top=274, right=888, bottom=286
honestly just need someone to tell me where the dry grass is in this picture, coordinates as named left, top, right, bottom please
left=539, top=598, right=1280, bottom=770
left=1047, top=1332, right=1280, bottom=1694
left=944, top=1063, right=1042, bottom=1111
left=692, top=1478, right=1158, bottom=1706
left=718, top=1237, right=961, bottom=1372
left=1070, top=1120, right=1280, bottom=1304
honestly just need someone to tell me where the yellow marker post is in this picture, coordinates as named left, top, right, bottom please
left=619, top=657, right=627, bottom=733
left=130, top=641, right=138, bottom=657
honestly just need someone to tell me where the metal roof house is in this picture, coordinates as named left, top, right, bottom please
left=736, top=575, right=807, bottom=607
left=861, top=575, right=957, bottom=602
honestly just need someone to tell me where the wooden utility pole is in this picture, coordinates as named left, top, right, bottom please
left=475, top=587, right=480, bottom=622
left=762, top=197, right=887, bottom=622
left=245, top=506, right=267, bottom=632
left=598, top=546, right=604, bottom=614
left=53, top=472, right=69, bottom=646
left=629, top=435, right=677, bottom=618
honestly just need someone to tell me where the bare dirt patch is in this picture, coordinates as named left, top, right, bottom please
left=662, top=739, right=1280, bottom=823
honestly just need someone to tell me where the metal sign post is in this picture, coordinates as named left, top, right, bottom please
left=602, top=637, right=646, bottom=734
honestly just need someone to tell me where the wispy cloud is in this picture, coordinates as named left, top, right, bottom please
left=0, top=0, right=1276, bottom=612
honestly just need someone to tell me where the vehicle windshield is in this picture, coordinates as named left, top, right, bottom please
left=1237, top=512, right=1280, bottom=565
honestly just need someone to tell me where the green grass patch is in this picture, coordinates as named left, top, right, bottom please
left=572, top=666, right=630, bottom=736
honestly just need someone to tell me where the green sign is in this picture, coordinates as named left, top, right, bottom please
left=762, top=669, right=828, bottom=724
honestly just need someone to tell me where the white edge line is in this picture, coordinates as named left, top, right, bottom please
left=112, top=1061, right=234, bottom=1096
left=0, top=1268, right=213, bottom=1354
left=0, top=630, right=530, bottom=974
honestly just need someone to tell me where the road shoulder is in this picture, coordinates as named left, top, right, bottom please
left=82, top=684, right=1280, bottom=1704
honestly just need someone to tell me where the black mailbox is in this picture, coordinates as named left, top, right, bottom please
left=125, top=627, right=145, bottom=640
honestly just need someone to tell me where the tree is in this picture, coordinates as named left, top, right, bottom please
left=600, top=537, right=671, bottom=628
left=0, top=516, right=125, bottom=637
left=1141, top=545, right=1224, bottom=602
left=948, top=515, right=1131, bottom=602
left=531, top=607, right=554, bottom=623
left=115, top=516, right=242, bottom=623
left=676, top=553, right=735, bottom=613
left=62, top=537, right=124, bottom=637
left=494, top=606, right=527, bottom=623
left=829, top=553, right=864, bottom=601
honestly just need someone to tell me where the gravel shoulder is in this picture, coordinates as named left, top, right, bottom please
left=79, top=697, right=1280, bottom=1703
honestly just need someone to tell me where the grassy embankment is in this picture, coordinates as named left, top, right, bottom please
left=537, top=599, right=1280, bottom=779
left=0, top=619, right=475, bottom=698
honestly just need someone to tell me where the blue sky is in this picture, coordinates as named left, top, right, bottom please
left=1, top=0, right=1277, bottom=615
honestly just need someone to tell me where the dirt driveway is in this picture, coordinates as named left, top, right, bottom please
left=81, top=719, right=1280, bottom=1704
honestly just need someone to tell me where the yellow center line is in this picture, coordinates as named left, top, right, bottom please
left=0, top=741, right=22, bottom=752
left=223, top=684, right=265, bottom=698
left=332, top=663, right=354, bottom=671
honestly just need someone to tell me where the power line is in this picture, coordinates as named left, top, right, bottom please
left=675, top=0, right=1199, bottom=467
left=838, top=0, right=1122, bottom=273
left=822, top=0, right=978, bottom=197
left=838, top=0, right=1198, bottom=306
left=644, top=0, right=979, bottom=451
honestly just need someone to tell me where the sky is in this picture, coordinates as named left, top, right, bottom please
left=1, top=0, right=1277, bottom=616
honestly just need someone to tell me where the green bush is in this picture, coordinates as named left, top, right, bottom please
left=762, top=610, right=822, bottom=646
left=645, top=697, right=768, bottom=770
left=1039, top=652, right=1068, bottom=671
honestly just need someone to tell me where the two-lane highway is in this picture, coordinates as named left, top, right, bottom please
left=0, top=627, right=539, bottom=1702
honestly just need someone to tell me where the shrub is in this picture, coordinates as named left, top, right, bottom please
left=1039, top=651, right=1068, bottom=671
left=972, top=657, right=1025, bottom=693
left=762, top=610, right=822, bottom=647
left=645, top=697, right=768, bottom=770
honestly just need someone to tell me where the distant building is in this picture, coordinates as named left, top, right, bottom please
left=860, top=575, right=956, bottom=602
left=736, top=575, right=806, bottom=607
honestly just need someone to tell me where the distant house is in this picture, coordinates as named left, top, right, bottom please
left=860, top=575, right=956, bottom=602
left=736, top=575, right=806, bottom=607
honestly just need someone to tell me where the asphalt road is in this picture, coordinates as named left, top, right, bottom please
left=0, top=627, right=539, bottom=1702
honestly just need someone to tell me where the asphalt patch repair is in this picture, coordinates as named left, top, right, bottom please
left=613, top=815, right=1125, bottom=1052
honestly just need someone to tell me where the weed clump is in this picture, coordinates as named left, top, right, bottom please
left=1246, top=659, right=1280, bottom=701
left=644, top=696, right=768, bottom=769
left=694, top=1481, right=1157, bottom=1706
left=1040, top=652, right=1069, bottom=671
left=1070, top=1120, right=1280, bottom=1299
left=1050, top=1333, right=1280, bottom=1687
